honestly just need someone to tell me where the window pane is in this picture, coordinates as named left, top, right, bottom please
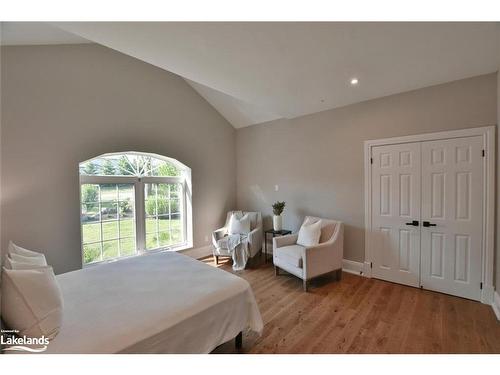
left=145, top=199, right=157, bottom=217
left=100, top=185, right=118, bottom=202
left=145, top=184, right=156, bottom=200
left=81, top=204, right=100, bottom=223
left=154, top=162, right=180, bottom=177
left=171, top=229, right=183, bottom=244
left=83, top=243, right=101, bottom=264
left=102, top=221, right=119, bottom=241
left=116, top=155, right=136, bottom=176
left=158, top=231, right=171, bottom=247
left=120, top=238, right=136, bottom=257
left=119, top=200, right=134, bottom=219
left=157, top=199, right=169, bottom=215
left=145, top=218, right=157, bottom=233
left=81, top=184, right=99, bottom=203
left=170, top=199, right=180, bottom=214
left=101, top=202, right=118, bottom=221
left=118, top=184, right=134, bottom=201
left=81, top=181, right=136, bottom=265
left=102, top=240, right=119, bottom=259
left=80, top=162, right=101, bottom=176
left=100, top=159, right=117, bottom=176
left=170, top=184, right=180, bottom=199
left=171, top=217, right=182, bottom=231
left=82, top=223, right=101, bottom=244
left=119, top=219, right=135, bottom=237
left=157, top=216, right=170, bottom=231
left=146, top=232, right=158, bottom=250
left=157, top=184, right=169, bottom=199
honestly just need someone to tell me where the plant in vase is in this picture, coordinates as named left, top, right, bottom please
left=272, top=201, right=286, bottom=231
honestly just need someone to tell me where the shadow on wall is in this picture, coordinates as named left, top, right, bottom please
left=249, top=184, right=269, bottom=208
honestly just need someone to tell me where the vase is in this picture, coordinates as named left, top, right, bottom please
left=273, top=215, right=282, bottom=231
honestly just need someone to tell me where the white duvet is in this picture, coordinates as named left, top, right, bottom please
left=44, top=251, right=263, bottom=353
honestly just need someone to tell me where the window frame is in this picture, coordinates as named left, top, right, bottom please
left=79, top=153, right=193, bottom=267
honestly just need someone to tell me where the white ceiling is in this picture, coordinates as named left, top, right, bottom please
left=3, top=22, right=500, bottom=128
left=0, top=22, right=90, bottom=45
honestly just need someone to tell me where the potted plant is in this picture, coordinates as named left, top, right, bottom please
left=272, top=201, right=286, bottom=231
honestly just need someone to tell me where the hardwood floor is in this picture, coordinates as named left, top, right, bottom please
left=207, top=257, right=500, bottom=354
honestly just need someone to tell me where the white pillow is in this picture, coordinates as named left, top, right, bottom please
left=1, top=267, right=63, bottom=339
left=297, top=219, right=323, bottom=247
left=228, top=213, right=251, bottom=235
left=8, top=241, right=47, bottom=260
left=4, top=256, right=48, bottom=270
left=9, top=252, right=48, bottom=267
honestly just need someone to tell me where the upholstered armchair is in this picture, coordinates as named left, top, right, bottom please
left=273, top=216, right=344, bottom=291
left=212, top=211, right=263, bottom=265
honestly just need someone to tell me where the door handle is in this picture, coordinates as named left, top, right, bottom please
left=405, top=220, right=419, bottom=226
left=422, top=221, right=437, bottom=227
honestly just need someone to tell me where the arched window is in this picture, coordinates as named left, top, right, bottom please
left=79, top=152, right=192, bottom=265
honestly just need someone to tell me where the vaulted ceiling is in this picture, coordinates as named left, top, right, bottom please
left=2, top=22, right=500, bottom=128
left=1, top=22, right=91, bottom=46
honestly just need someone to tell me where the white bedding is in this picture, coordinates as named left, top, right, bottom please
left=44, top=251, right=263, bottom=353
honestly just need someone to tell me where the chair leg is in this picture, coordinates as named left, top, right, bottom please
left=214, top=255, right=218, bottom=265
left=274, top=266, right=279, bottom=276
left=235, top=331, right=243, bottom=349
left=303, top=279, right=308, bottom=292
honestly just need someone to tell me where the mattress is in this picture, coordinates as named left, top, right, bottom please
left=44, top=251, right=263, bottom=353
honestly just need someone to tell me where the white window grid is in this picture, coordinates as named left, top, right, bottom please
left=80, top=175, right=187, bottom=265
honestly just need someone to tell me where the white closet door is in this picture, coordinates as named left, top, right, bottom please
left=420, top=136, right=483, bottom=300
left=371, top=142, right=421, bottom=287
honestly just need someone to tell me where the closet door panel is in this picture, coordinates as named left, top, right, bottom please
left=420, top=136, right=483, bottom=300
left=371, top=142, right=421, bottom=287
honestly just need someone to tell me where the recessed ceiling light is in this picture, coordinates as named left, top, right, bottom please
left=350, top=78, right=359, bottom=85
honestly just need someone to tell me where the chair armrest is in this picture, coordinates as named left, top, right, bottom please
left=273, top=233, right=298, bottom=249
left=303, top=224, right=344, bottom=278
left=248, top=227, right=263, bottom=247
left=212, top=227, right=227, bottom=247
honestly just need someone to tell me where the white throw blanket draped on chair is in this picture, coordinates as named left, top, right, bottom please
left=217, top=234, right=250, bottom=271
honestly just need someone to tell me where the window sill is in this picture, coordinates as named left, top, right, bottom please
left=82, top=242, right=192, bottom=268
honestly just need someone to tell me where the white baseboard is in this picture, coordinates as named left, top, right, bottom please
left=363, top=261, right=372, bottom=277
left=481, top=284, right=495, bottom=305
left=342, top=259, right=366, bottom=276
left=492, top=291, right=500, bottom=321
left=179, top=245, right=212, bottom=260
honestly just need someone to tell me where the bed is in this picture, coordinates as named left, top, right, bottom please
left=43, top=251, right=263, bottom=353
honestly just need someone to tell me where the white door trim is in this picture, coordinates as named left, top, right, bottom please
left=364, top=125, right=496, bottom=304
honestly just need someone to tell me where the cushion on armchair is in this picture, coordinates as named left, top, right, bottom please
left=228, top=213, right=251, bottom=235
left=297, top=219, right=322, bottom=247
left=275, top=245, right=304, bottom=268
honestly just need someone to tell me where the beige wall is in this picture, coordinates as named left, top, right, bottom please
left=236, top=73, right=497, bottom=263
left=0, top=44, right=236, bottom=274
left=497, top=69, right=500, bottom=292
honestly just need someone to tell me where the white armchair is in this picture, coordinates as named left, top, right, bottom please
left=212, top=211, right=263, bottom=265
left=273, top=216, right=344, bottom=291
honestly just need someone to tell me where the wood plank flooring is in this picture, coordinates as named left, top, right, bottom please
left=207, top=257, right=500, bottom=354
